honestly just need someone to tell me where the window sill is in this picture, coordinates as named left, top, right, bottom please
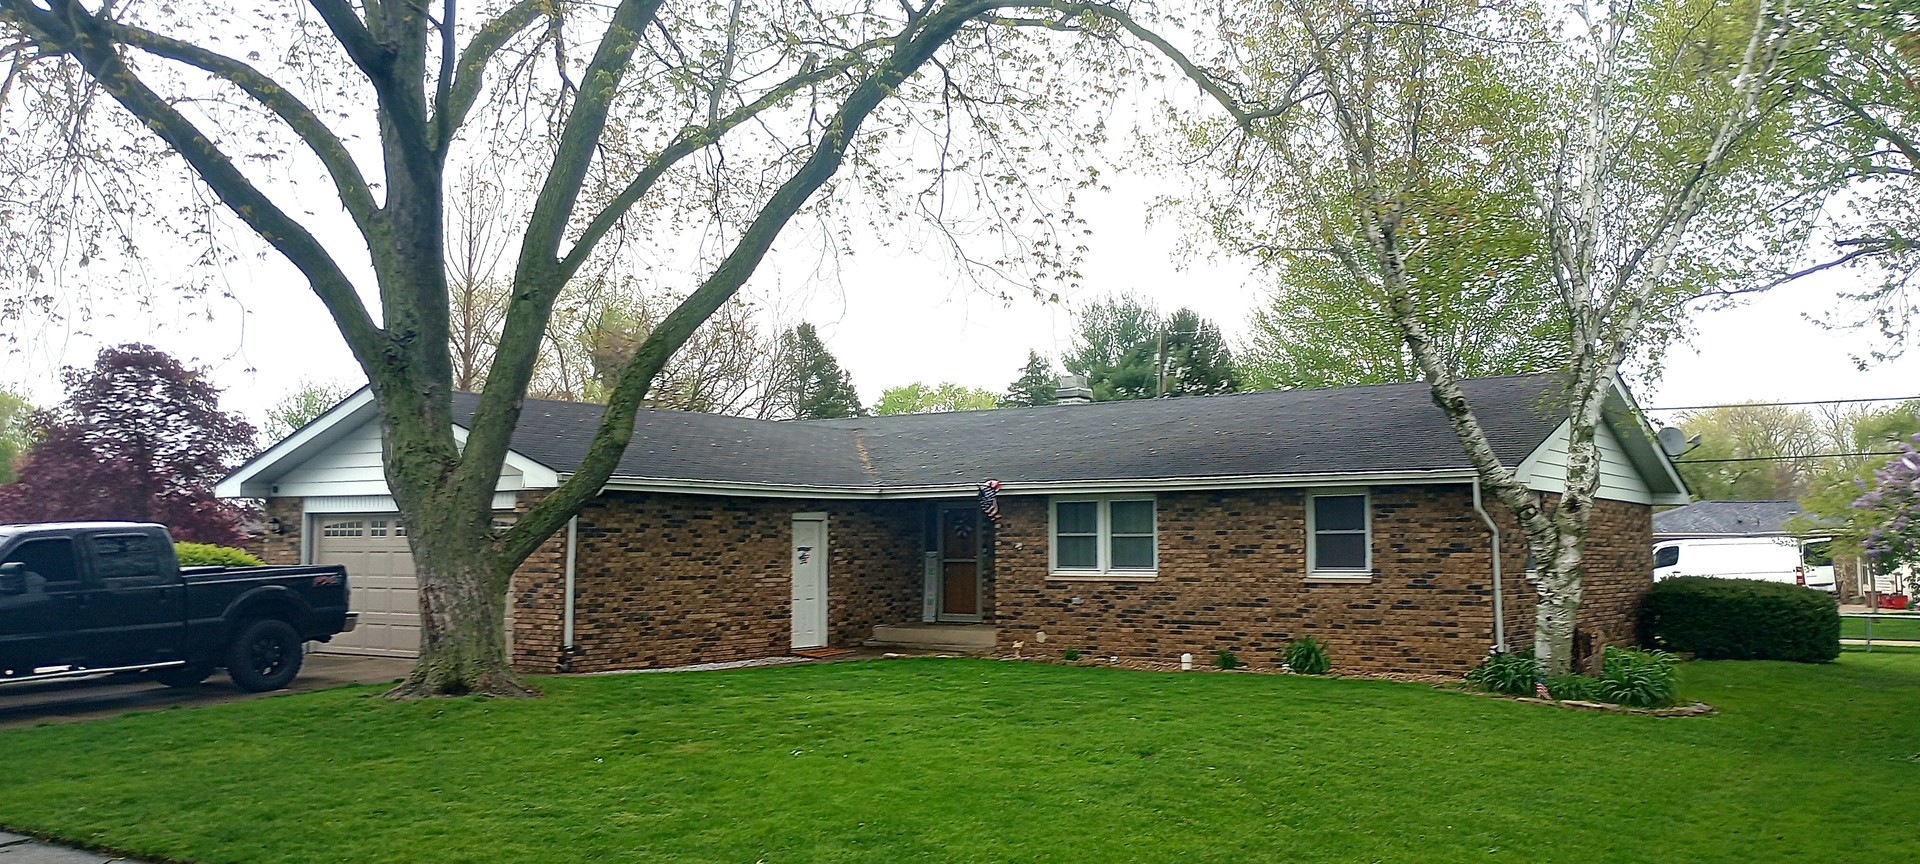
left=1305, top=572, right=1374, bottom=584
left=1047, top=571, right=1158, bottom=583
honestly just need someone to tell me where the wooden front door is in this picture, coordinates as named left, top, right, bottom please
left=939, top=507, right=981, bottom=620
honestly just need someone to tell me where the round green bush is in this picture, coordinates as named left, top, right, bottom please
left=1638, top=576, right=1840, bottom=663
left=174, top=542, right=265, bottom=568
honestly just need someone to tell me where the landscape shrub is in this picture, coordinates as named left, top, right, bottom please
left=1466, top=650, right=1538, bottom=696
left=1060, top=647, right=1081, bottom=661
left=1213, top=649, right=1242, bottom=670
left=1282, top=637, right=1331, bottom=675
left=1544, top=674, right=1598, bottom=702
left=1595, top=647, right=1679, bottom=708
left=1639, top=576, right=1841, bottom=662
left=174, top=542, right=264, bottom=568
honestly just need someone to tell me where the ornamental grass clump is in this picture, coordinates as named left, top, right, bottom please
left=1282, top=636, right=1331, bottom=675
left=1595, top=646, right=1679, bottom=708
left=1466, top=651, right=1538, bottom=696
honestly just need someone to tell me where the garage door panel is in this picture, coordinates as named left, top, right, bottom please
left=314, top=514, right=421, bottom=658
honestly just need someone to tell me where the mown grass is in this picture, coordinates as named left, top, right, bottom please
left=1841, top=613, right=1920, bottom=641
left=2, top=655, right=1917, bottom=864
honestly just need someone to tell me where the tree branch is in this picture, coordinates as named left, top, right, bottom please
left=4, top=0, right=384, bottom=369
left=304, top=0, right=393, bottom=80
left=97, top=18, right=381, bottom=235
left=435, top=0, right=547, bottom=152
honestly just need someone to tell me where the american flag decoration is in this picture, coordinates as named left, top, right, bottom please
left=978, top=479, right=1002, bottom=522
left=1535, top=677, right=1553, bottom=700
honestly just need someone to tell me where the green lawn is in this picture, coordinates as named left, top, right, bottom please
left=1842, top=613, right=1920, bottom=641
left=2, top=656, right=1917, bottom=864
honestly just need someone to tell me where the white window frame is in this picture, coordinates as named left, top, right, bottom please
left=1048, top=495, right=1158, bottom=580
left=1306, top=488, right=1372, bottom=582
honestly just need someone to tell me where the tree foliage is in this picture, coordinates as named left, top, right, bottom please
left=0, top=345, right=255, bottom=544
left=1002, top=351, right=1059, bottom=407
left=1669, top=404, right=1827, bottom=500
left=1066, top=296, right=1237, bottom=399
left=262, top=379, right=355, bottom=443
left=874, top=381, right=1000, bottom=415
left=771, top=324, right=863, bottom=420
left=0, top=390, right=32, bottom=484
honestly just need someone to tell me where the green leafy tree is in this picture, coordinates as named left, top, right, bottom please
left=1002, top=351, right=1059, bottom=407
left=1064, top=294, right=1159, bottom=380
left=1172, top=0, right=1804, bottom=673
left=0, top=390, right=33, bottom=484
left=1669, top=404, right=1825, bottom=500
left=262, top=380, right=356, bottom=443
left=1794, top=402, right=1920, bottom=559
left=773, top=324, right=863, bottom=420
left=874, top=381, right=1000, bottom=415
left=0, top=0, right=1188, bottom=696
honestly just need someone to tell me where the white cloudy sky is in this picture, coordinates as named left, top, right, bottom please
left=2, top=151, right=1912, bottom=432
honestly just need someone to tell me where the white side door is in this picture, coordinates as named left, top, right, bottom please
left=791, top=514, right=828, bottom=650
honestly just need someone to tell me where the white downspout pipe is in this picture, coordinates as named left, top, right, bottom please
left=1470, top=482, right=1509, bottom=653
left=563, top=515, right=579, bottom=662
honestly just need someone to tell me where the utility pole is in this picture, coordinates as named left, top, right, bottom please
left=1156, top=329, right=1168, bottom=398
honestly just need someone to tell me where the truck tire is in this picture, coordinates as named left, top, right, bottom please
left=226, top=619, right=304, bottom=692
left=152, top=664, right=214, bottom=688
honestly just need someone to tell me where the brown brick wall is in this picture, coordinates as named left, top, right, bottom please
left=509, top=492, right=923, bottom=673
left=991, top=486, right=1654, bottom=676
left=258, top=497, right=303, bottom=565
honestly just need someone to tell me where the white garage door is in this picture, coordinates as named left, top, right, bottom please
left=313, top=514, right=421, bottom=657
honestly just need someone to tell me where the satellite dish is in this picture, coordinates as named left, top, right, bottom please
left=1657, top=426, right=1689, bottom=457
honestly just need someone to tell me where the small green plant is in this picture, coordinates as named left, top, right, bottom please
left=1466, top=650, right=1539, bottom=696
left=1282, top=636, right=1331, bottom=675
left=1060, top=648, right=1081, bottom=661
left=1596, top=646, right=1679, bottom=708
left=174, top=542, right=264, bottom=567
left=1544, top=674, right=1598, bottom=702
left=1213, top=649, right=1242, bottom=670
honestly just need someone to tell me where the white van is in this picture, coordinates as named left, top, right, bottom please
left=1652, top=536, right=1836, bottom=592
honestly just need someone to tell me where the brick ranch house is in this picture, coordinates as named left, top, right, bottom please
left=216, top=374, right=1687, bottom=676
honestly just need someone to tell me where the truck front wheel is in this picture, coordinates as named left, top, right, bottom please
left=226, top=619, right=304, bottom=692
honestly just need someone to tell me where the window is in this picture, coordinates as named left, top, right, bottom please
left=1050, top=497, right=1156, bottom=577
left=2, top=538, right=81, bottom=590
left=1653, top=545, right=1680, bottom=569
left=1801, top=540, right=1832, bottom=568
left=1308, top=491, right=1370, bottom=578
left=322, top=520, right=364, bottom=538
left=91, top=534, right=162, bottom=583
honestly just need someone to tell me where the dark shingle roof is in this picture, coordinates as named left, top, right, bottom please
left=453, top=374, right=1566, bottom=489
left=1652, top=500, right=1817, bottom=537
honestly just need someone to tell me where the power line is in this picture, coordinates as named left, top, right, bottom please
left=1674, top=450, right=1906, bottom=464
left=1646, top=396, right=1920, bottom=411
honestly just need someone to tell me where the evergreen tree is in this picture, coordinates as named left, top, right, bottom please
left=1063, top=294, right=1159, bottom=379
left=1077, top=304, right=1240, bottom=400
left=774, top=323, right=863, bottom=419
left=1002, top=351, right=1059, bottom=407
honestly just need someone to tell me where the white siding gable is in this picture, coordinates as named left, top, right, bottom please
left=269, top=419, right=527, bottom=498
left=1515, top=420, right=1653, bottom=504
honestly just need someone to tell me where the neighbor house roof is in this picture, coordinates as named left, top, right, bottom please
left=1653, top=500, right=1824, bottom=538
left=220, top=373, right=1689, bottom=502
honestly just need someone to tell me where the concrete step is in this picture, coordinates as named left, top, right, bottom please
left=865, top=623, right=998, bottom=653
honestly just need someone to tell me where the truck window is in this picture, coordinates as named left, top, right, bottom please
left=91, top=533, right=166, bottom=586
left=1801, top=541, right=1833, bottom=568
left=2, top=538, right=82, bottom=590
left=1653, top=546, right=1679, bottom=569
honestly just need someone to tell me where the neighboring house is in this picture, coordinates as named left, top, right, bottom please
left=1654, top=500, right=1895, bottom=599
left=217, top=374, right=1687, bottom=676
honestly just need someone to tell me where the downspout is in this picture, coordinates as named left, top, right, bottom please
left=1470, top=482, right=1509, bottom=654
left=560, top=515, right=579, bottom=671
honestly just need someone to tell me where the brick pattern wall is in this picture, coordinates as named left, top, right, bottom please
left=992, top=486, right=1654, bottom=676
left=258, top=497, right=303, bottom=565
left=510, top=492, right=922, bottom=673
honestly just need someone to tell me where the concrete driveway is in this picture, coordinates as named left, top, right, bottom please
left=0, top=653, right=414, bottom=730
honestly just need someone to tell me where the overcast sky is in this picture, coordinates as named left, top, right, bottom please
left=3, top=161, right=1913, bottom=433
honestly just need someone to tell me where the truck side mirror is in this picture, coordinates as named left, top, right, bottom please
left=0, top=562, right=25, bottom=595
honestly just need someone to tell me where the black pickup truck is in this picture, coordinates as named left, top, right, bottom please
left=0, top=522, right=355, bottom=692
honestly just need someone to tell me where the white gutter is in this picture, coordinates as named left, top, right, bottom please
left=563, top=515, right=579, bottom=662
left=1469, top=482, right=1509, bottom=654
